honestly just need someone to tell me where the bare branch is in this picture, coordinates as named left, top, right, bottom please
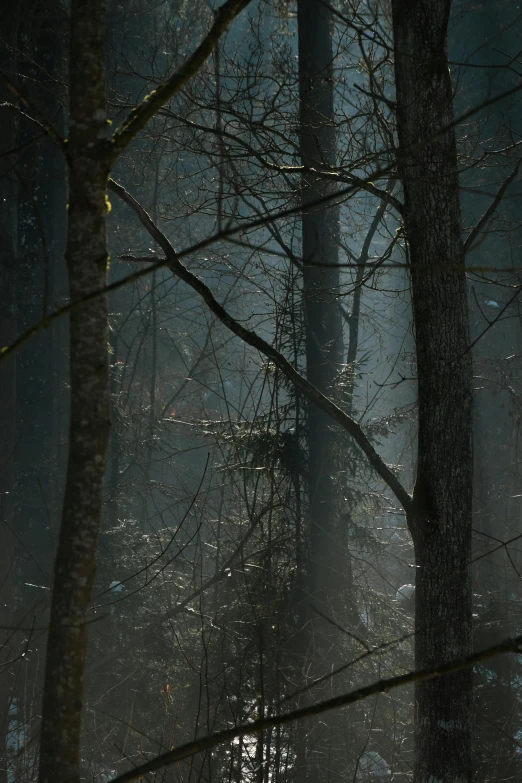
left=109, top=178, right=413, bottom=513
left=109, top=0, right=253, bottom=160
left=1, top=170, right=386, bottom=364
left=107, top=633, right=522, bottom=783
left=149, top=504, right=271, bottom=626
left=463, top=157, right=522, bottom=253
left=0, top=71, right=65, bottom=149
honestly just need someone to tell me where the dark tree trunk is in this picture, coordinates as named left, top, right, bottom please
left=392, top=2, right=474, bottom=782
left=37, top=2, right=111, bottom=782
left=450, top=6, right=522, bottom=780
left=296, top=0, right=354, bottom=779
left=298, top=0, right=345, bottom=617
left=15, top=0, right=68, bottom=636
left=0, top=4, right=20, bottom=780
left=36, top=1, right=251, bottom=779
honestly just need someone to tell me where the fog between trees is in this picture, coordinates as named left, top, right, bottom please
left=2, top=1, right=522, bottom=783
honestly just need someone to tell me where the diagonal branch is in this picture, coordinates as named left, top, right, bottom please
left=149, top=504, right=272, bottom=627
left=107, top=633, right=522, bottom=783
left=109, top=0, right=253, bottom=160
left=0, top=171, right=387, bottom=364
left=109, top=178, right=413, bottom=513
left=0, top=70, right=65, bottom=149
left=463, top=157, right=522, bottom=253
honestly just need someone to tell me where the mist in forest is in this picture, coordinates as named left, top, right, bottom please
left=1, top=1, right=522, bottom=782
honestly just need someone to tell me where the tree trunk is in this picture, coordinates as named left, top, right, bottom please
left=36, top=1, right=251, bottom=778
left=37, top=2, right=110, bottom=782
left=0, top=4, right=19, bottom=780
left=298, top=0, right=345, bottom=616
left=450, top=5, right=522, bottom=779
left=16, top=0, right=68, bottom=598
left=391, top=2, right=474, bottom=783
left=297, top=0, right=352, bottom=778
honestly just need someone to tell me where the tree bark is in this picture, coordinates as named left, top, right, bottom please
left=37, top=2, right=110, bottom=782
left=16, top=0, right=68, bottom=638
left=0, top=4, right=19, bottom=780
left=391, top=2, right=473, bottom=782
left=36, top=3, right=253, bottom=781
left=298, top=0, right=345, bottom=616
left=451, top=6, right=522, bottom=779
left=297, top=0, right=354, bottom=778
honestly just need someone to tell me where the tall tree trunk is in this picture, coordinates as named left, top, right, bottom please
left=297, top=0, right=352, bottom=778
left=36, top=1, right=251, bottom=778
left=16, top=0, right=68, bottom=662
left=392, top=3, right=474, bottom=783
left=37, top=2, right=110, bottom=782
left=298, top=0, right=345, bottom=618
left=0, top=4, right=20, bottom=780
left=450, top=5, right=522, bottom=779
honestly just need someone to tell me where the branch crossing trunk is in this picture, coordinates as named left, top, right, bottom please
left=38, top=2, right=110, bottom=782
left=392, top=2, right=474, bottom=782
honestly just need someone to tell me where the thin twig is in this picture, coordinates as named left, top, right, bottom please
left=464, top=158, right=522, bottom=253
left=109, top=0, right=253, bottom=159
left=109, top=179, right=413, bottom=513
left=107, top=633, right=522, bottom=783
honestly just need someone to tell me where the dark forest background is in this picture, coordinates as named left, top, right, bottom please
left=2, top=2, right=522, bottom=782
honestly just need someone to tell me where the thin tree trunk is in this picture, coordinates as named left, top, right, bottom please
left=0, top=4, right=19, bottom=780
left=36, top=2, right=251, bottom=779
left=16, top=0, right=67, bottom=623
left=37, top=2, right=110, bottom=781
left=453, top=6, right=522, bottom=778
left=298, top=0, right=345, bottom=616
left=391, top=2, right=474, bottom=782
left=297, top=0, right=352, bottom=778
